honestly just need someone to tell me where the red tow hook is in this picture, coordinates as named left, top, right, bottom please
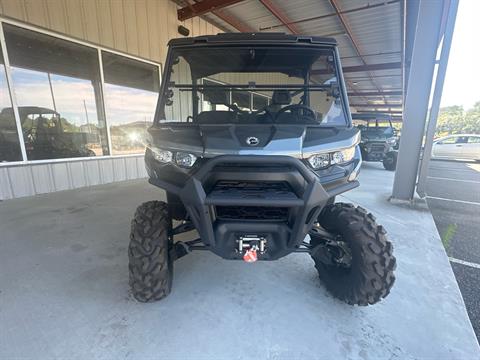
left=243, top=246, right=258, bottom=262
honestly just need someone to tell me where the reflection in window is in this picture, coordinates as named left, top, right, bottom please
left=232, top=90, right=251, bottom=111
left=102, top=51, right=159, bottom=154
left=201, top=79, right=230, bottom=112
left=253, top=94, right=269, bottom=111
left=441, top=137, right=457, bottom=144
left=0, top=44, right=22, bottom=162
left=4, top=24, right=108, bottom=160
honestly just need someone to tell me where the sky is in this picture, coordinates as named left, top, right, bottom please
left=440, top=0, right=480, bottom=110
left=10, top=67, right=157, bottom=126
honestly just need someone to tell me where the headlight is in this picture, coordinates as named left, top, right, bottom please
left=308, top=153, right=330, bottom=170
left=175, top=152, right=197, bottom=168
left=306, top=146, right=356, bottom=169
left=331, top=146, right=356, bottom=165
left=386, top=137, right=396, bottom=145
left=149, top=147, right=198, bottom=168
left=151, top=147, right=173, bottom=163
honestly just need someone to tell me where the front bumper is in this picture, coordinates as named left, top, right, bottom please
left=360, top=142, right=390, bottom=161
left=147, top=155, right=359, bottom=260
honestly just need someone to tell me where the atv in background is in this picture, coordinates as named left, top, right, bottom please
left=11, top=106, right=97, bottom=160
left=353, top=113, right=399, bottom=171
left=129, top=33, right=396, bottom=306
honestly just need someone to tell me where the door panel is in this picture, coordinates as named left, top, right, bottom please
left=433, top=136, right=457, bottom=158
left=454, top=136, right=469, bottom=159
left=464, top=136, right=480, bottom=160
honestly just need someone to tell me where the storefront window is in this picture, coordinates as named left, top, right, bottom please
left=4, top=24, right=109, bottom=160
left=0, top=44, right=22, bottom=162
left=102, top=51, right=159, bottom=155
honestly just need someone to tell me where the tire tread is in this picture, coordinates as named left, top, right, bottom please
left=312, top=202, right=396, bottom=306
left=129, top=201, right=172, bottom=302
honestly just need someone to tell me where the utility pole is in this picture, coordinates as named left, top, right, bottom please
left=83, top=100, right=91, bottom=133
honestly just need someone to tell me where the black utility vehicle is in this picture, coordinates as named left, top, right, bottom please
left=0, top=106, right=96, bottom=160
left=129, top=33, right=396, bottom=306
left=354, top=113, right=399, bottom=171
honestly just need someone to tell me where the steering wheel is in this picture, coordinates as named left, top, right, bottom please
left=275, top=104, right=316, bottom=121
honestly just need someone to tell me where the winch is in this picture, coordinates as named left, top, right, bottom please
left=237, top=235, right=267, bottom=262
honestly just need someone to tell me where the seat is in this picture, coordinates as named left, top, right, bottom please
left=196, top=111, right=237, bottom=124
left=267, top=90, right=292, bottom=113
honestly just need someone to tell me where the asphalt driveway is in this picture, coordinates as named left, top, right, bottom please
left=425, top=159, right=480, bottom=341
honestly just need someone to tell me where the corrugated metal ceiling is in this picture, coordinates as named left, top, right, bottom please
left=177, top=0, right=403, bottom=117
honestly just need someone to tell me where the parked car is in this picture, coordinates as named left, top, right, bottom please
left=432, top=134, right=480, bottom=161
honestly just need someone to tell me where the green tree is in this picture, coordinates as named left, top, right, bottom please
left=436, top=105, right=464, bottom=135
left=464, top=101, right=480, bottom=134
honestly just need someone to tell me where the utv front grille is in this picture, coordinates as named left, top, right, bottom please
left=369, top=143, right=386, bottom=153
left=215, top=206, right=289, bottom=221
left=208, top=180, right=296, bottom=221
left=209, top=180, right=297, bottom=201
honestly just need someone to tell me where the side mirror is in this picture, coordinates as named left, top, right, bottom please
left=436, top=141, right=443, bottom=145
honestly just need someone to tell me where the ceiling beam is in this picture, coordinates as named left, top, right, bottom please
left=341, top=50, right=401, bottom=60
left=343, top=62, right=402, bottom=72
left=187, top=0, right=254, bottom=32
left=350, top=103, right=402, bottom=108
left=258, top=0, right=301, bottom=34
left=348, top=91, right=403, bottom=96
left=212, top=8, right=255, bottom=32
left=357, top=110, right=402, bottom=115
left=328, top=0, right=387, bottom=104
left=352, top=114, right=403, bottom=122
left=312, top=62, right=402, bottom=75
left=178, top=0, right=245, bottom=21
left=346, top=74, right=402, bottom=80
left=260, top=0, right=401, bottom=31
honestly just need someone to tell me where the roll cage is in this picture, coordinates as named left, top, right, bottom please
left=154, top=33, right=352, bottom=127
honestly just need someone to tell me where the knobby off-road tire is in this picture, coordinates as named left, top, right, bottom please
left=311, top=203, right=396, bottom=306
left=383, top=151, right=397, bottom=171
left=129, top=201, right=173, bottom=302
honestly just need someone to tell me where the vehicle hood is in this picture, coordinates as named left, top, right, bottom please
left=149, top=124, right=360, bottom=158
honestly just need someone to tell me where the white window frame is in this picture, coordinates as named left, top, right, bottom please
left=201, top=77, right=232, bottom=112
left=201, top=78, right=271, bottom=113
left=252, top=92, right=270, bottom=109
left=0, top=16, right=162, bottom=167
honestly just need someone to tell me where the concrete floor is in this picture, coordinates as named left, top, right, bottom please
left=0, top=163, right=479, bottom=359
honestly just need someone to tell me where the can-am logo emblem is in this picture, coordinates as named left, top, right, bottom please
left=246, top=136, right=259, bottom=146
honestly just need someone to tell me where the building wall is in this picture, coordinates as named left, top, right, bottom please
left=0, top=0, right=222, bottom=200
left=0, top=156, right=146, bottom=199
left=0, top=0, right=220, bottom=64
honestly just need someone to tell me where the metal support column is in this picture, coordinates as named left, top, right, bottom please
left=391, top=0, right=445, bottom=201
left=417, top=0, right=459, bottom=197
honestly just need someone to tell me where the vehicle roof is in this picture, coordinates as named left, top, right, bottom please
left=351, top=113, right=392, bottom=121
left=0, top=106, right=59, bottom=116
left=168, top=32, right=337, bottom=47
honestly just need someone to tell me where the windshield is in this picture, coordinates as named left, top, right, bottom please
left=156, top=46, right=348, bottom=126
left=360, top=126, right=394, bottom=138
